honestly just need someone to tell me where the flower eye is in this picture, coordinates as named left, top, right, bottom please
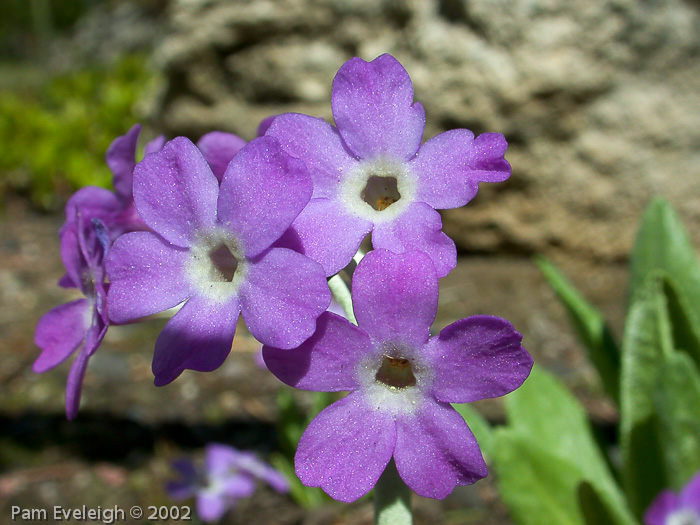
left=375, top=355, right=416, bottom=389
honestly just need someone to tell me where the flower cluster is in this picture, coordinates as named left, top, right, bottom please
left=166, top=444, right=288, bottom=522
left=35, top=54, right=532, bottom=499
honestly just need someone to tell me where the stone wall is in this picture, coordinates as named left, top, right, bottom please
left=151, top=0, right=700, bottom=261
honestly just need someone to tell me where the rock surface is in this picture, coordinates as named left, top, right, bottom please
left=151, top=0, right=700, bottom=262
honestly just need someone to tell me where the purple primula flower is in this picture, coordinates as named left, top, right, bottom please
left=645, top=471, right=700, bottom=525
left=196, top=131, right=246, bottom=182
left=166, top=444, right=288, bottom=523
left=263, top=249, right=532, bottom=502
left=106, top=135, right=330, bottom=386
left=266, top=54, right=510, bottom=278
left=34, top=214, right=110, bottom=419
left=67, top=124, right=165, bottom=241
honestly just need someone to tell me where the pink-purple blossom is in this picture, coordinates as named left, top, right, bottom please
left=645, top=471, right=700, bottom=525
left=263, top=249, right=532, bottom=502
left=106, top=135, right=330, bottom=386
left=266, top=54, right=510, bottom=278
left=34, top=215, right=110, bottom=419
left=166, top=444, right=288, bottom=522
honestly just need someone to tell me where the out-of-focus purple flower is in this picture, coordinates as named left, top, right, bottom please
left=266, top=54, right=510, bottom=278
left=264, top=249, right=532, bottom=502
left=34, top=215, right=110, bottom=419
left=106, top=136, right=330, bottom=386
left=166, top=444, right=288, bottom=523
left=644, top=471, right=700, bottom=525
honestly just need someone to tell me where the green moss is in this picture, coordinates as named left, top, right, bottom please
left=0, top=54, right=158, bottom=209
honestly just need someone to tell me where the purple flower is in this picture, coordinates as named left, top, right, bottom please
left=106, top=135, right=330, bottom=385
left=61, top=125, right=165, bottom=253
left=34, top=215, right=110, bottom=419
left=166, top=444, right=288, bottom=522
left=645, top=471, right=700, bottom=525
left=196, top=131, right=246, bottom=182
left=266, top=54, right=510, bottom=277
left=263, top=249, right=532, bottom=502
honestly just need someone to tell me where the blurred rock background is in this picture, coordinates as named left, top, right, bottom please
left=1, top=0, right=699, bottom=523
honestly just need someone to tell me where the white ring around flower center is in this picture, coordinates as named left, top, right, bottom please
left=185, top=228, right=247, bottom=303
left=356, top=342, right=431, bottom=417
left=666, top=509, right=700, bottom=525
left=338, top=157, right=416, bottom=224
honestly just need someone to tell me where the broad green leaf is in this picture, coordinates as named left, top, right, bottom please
left=535, top=256, right=620, bottom=404
left=662, top=278, right=700, bottom=370
left=630, top=198, right=700, bottom=328
left=493, top=429, right=584, bottom=525
left=578, top=481, right=621, bottom=525
left=451, top=403, right=493, bottom=460
left=619, top=274, right=673, bottom=516
left=653, top=351, right=700, bottom=491
left=497, top=367, right=635, bottom=525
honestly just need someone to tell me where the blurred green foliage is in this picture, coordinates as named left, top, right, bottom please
left=0, top=54, right=155, bottom=209
left=490, top=199, right=700, bottom=525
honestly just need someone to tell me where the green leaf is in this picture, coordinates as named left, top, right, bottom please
left=535, top=256, right=620, bottom=404
left=619, top=274, right=673, bottom=516
left=451, top=403, right=493, bottom=460
left=653, top=351, right=700, bottom=491
left=495, top=367, right=635, bottom=525
left=578, top=481, right=621, bottom=525
left=630, top=198, right=700, bottom=329
left=662, top=278, right=700, bottom=370
left=493, top=429, right=584, bottom=525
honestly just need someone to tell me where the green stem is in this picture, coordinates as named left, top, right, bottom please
left=374, top=460, right=412, bottom=525
left=328, top=273, right=357, bottom=325
left=327, top=248, right=365, bottom=324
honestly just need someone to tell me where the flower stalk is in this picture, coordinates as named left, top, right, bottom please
left=374, top=460, right=412, bottom=525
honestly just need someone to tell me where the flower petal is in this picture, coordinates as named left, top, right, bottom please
left=265, top=113, right=356, bottom=198
left=217, top=136, right=312, bottom=258
left=680, top=471, right=700, bottom=516
left=331, top=54, right=425, bottom=161
left=295, top=392, right=395, bottom=502
left=425, top=316, right=533, bottom=403
left=133, top=137, right=219, bottom=247
left=144, top=135, right=166, bottom=156
left=394, top=400, right=487, bottom=499
left=371, top=201, right=456, bottom=278
left=33, top=299, right=88, bottom=373
left=263, top=312, right=370, bottom=391
left=166, top=459, right=198, bottom=500
left=256, top=114, right=277, bottom=137
left=106, top=232, right=191, bottom=323
left=60, top=187, right=123, bottom=287
left=196, top=131, right=246, bottom=182
left=152, top=294, right=239, bottom=386
left=239, top=247, right=330, bottom=349
left=219, top=474, right=256, bottom=499
left=105, top=124, right=140, bottom=203
left=352, top=249, right=438, bottom=348
left=196, top=493, right=228, bottom=522
left=643, top=490, right=678, bottom=525
left=412, top=130, right=511, bottom=209
left=65, top=320, right=108, bottom=420
left=206, top=446, right=288, bottom=494
left=277, top=198, right=371, bottom=277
